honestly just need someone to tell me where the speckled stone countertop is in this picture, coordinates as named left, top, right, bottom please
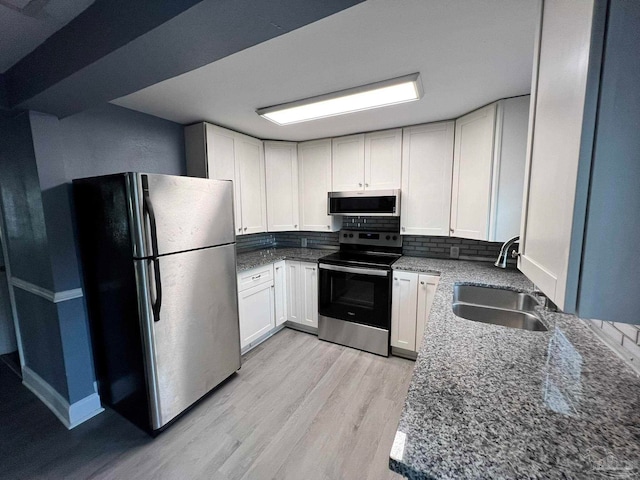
left=389, top=257, right=640, bottom=479
left=236, top=247, right=334, bottom=272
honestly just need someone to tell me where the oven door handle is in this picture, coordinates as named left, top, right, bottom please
left=318, top=263, right=389, bottom=277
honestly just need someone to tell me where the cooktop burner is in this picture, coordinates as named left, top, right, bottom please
left=318, top=229, right=403, bottom=269
left=319, top=251, right=401, bottom=269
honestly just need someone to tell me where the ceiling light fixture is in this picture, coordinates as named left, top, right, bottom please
left=256, top=73, right=423, bottom=126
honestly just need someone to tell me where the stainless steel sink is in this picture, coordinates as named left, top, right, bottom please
left=452, top=303, right=547, bottom=332
left=453, top=285, right=539, bottom=311
left=452, top=285, right=547, bottom=332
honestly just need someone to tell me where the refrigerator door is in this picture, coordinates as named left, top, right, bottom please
left=135, top=243, right=241, bottom=429
left=129, top=173, right=235, bottom=258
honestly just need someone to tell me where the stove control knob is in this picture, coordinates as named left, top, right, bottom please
left=386, top=235, right=391, bottom=240
left=392, top=235, right=397, bottom=240
left=343, top=233, right=348, bottom=238
left=349, top=234, right=354, bottom=238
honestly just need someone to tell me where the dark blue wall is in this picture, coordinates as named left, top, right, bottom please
left=578, top=0, right=640, bottom=324
left=0, top=113, right=67, bottom=396
left=0, top=104, right=186, bottom=405
left=59, top=104, right=186, bottom=178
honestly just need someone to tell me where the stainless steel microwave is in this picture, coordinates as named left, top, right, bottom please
left=327, top=189, right=401, bottom=216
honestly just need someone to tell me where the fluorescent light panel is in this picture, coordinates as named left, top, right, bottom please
left=257, top=73, right=422, bottom=125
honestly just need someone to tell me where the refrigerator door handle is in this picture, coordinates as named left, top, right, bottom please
left=143, top=186, right=163, bottom=322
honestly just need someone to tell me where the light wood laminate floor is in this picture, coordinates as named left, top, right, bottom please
left=0, top=328, right=414, bottom=480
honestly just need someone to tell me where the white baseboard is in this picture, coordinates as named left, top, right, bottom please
left=22, top=365, right=104, bottom=429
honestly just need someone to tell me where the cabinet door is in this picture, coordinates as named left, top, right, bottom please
left=286, top=261, right=301, bottom=323
left=207, top=124, right=242, bottom=235
left=518, top=0, right=595, bottom=308
left=274, top=261, right=287, bottom=326
left=300, top=262, right=318, bottom=328
left=236, top=133, right=267, bottom=235
left=390, top=271, right=418, bottom=351
left=265, top=142, right=299, bottom=232
left=451, top=103, right=497, bottom=240
left=489, top=96, right=530, bottom=242
left=365, top=129, right=402, bottom=190
left=416, top=274, right=439, bottom=351
left=332, top=134, right=365, bottom=191
left=298, top=139, right=339, bottom=232
left=400, top=122, right=455, bottom=236
left=238, top=281, right=275, bottom=349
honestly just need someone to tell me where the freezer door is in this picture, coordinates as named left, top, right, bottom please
left=135, top=243, right=241, bottom=429
left=129, top=173, right=235, bottom=258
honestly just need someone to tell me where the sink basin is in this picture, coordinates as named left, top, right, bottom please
left=452, top=303, right=547, bottom=332
left=452, top=285, right=547, bottom=332
left=453, top=285, right=540, bottom=311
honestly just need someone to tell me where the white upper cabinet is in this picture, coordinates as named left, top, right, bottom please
left=298, top=139, right=341, bottom=232
left=400, top=122, right=455, bottom=236
left=332, top=130, right=402, bottom=191
left=184, top=122, right=266, bottom=235
left=451, top=103, right=497, bottom=241
left=451, top=97, right=530, bottom=242
left=364, top=129, right=402, bottom=190
left=332, top=134, right=365, bottom=191
left=518, top=0, right=616, bottom=316
left=235, top=132, right=267, bottom=235
left=490, top=96, right=531, bottom=242
left=265, top=141, right=299, bottom=232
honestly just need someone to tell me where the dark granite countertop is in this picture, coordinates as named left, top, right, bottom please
left=236, top=247, right=335, bottom=272
left=389, top=257, right=640, bottom=479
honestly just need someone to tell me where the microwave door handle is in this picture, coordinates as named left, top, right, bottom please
left=318, top=263, right=389, bottom=277
left=143, top=190, right=162, bottom=322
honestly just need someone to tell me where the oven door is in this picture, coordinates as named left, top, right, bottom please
left=318, top=263, right=391, bottom=329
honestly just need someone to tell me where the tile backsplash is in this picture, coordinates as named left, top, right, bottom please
left=588, top=320, right=640, bottom=374
left=237, top=215, right=507, bottom=263
left=236, top=232, right=275, bottom=252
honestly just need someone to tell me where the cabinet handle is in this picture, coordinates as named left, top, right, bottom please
left=327, top=225, right=330, bottom=229
left=365, top=183, right=369, bottom=187
left=359, top=183, right=363, bottom=187
left=294, top=224, right=298, bottom=228
left=238, top=228, right=242, bottom=232
left=244, top=227, right=248, bottom=231
left=251, top=274, right=262, bottom=280
left=450, top=228, right=454, bottom=233
left=394, top=277, right=398, bottom=280
left=420, top=281, right=425, bottom=285
left=401, top=227, right=405, bottom=231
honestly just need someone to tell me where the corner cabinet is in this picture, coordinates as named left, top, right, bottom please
left=184, top=122, right=267, bottom=235
left=285, top=260, right=318, bottom=330
left=298, top=139, right=341, bottom=232
left=400, top=122, right=455, bottom=236
left=450, top=97, right=530, bottom=242
left=273, top=260, right=287, bottom=326
left=391, top=271, right=440, bottom=356
left=265, top=141, right=299, bottom=232
left=519, top=0, right=640, bottom=325
left=331, top=129, right=402, bottom=192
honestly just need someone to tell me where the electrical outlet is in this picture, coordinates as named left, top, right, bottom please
left=301, top=238, right=308, bottom=247
left=450, top=246, right=460, bottom=259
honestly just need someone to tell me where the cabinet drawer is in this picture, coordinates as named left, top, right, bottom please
left=238, top=264, right=274, bottom=291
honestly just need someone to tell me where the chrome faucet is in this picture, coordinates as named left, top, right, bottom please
left=494, top=235, right=520, bottom=268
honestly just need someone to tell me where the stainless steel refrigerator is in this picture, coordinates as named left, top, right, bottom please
left=73, top=173, right=240, bottom=434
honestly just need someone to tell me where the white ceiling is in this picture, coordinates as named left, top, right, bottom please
left=112, top=0, right=538, bottom=142
left=0, top=0, right=95, bottom=73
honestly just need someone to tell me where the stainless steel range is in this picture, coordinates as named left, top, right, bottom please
left=318, top=230, right=402, bottom=357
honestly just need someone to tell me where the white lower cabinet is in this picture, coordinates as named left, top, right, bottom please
left=237, top=267, right=275, bottom=350
left=391, top=271, right=440, bottom=354
left=285, top=260, right=318, bottom=329
left=273, top=261, right=287, bottom=326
